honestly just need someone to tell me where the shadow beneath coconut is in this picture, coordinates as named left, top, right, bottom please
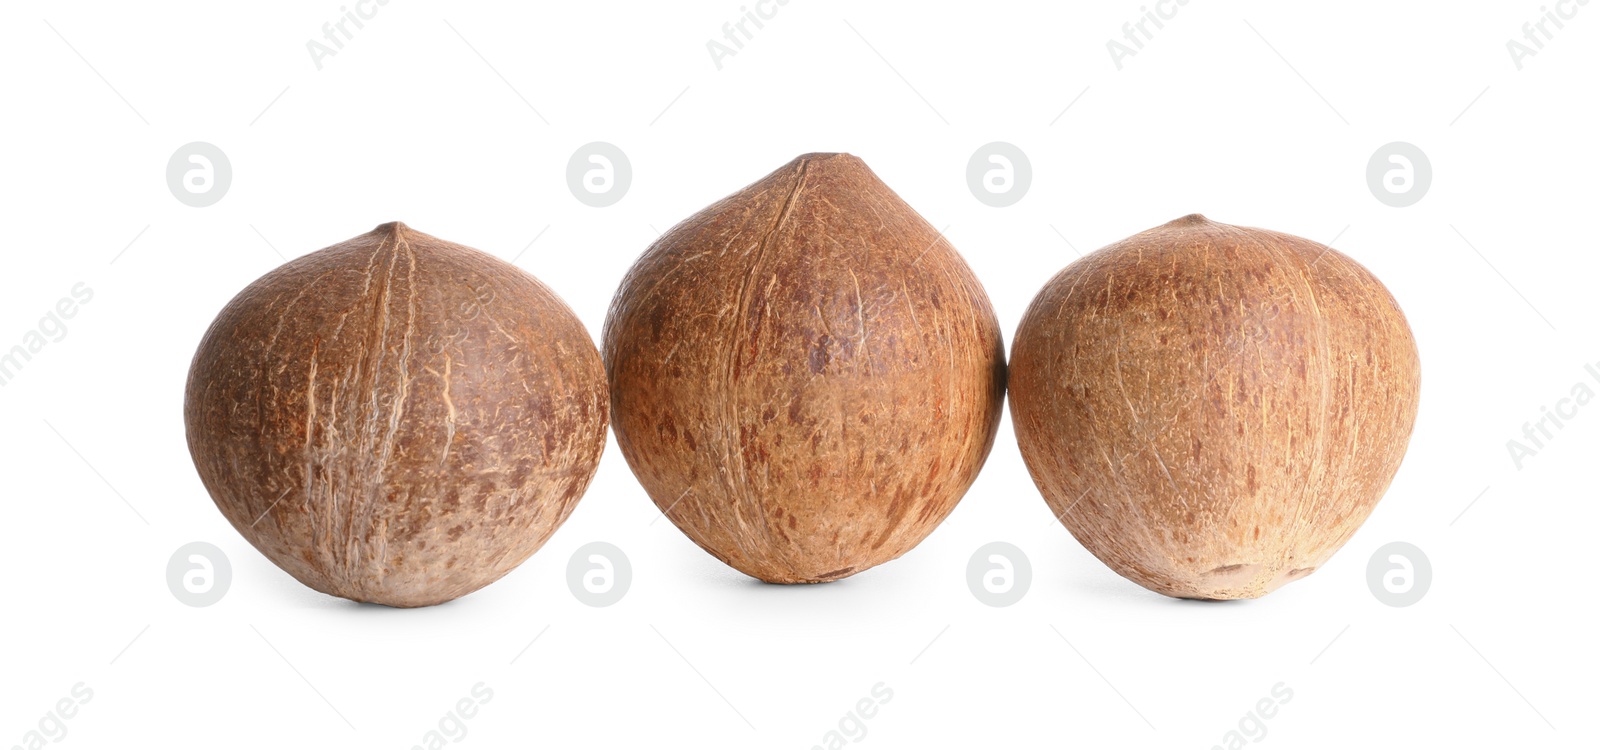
left=1162, top=594, right=1254, bottom=607
left=1053, top=567, right=1261, bottom=609
left=336, top=596, right=473, bottom=614
left=640, top=533, right=948, bottom=625
left=266, top=571, right=478, bottom=614
left=739, top=576, right=865, bottom=591
left=286, top=591, right=472, bottom=614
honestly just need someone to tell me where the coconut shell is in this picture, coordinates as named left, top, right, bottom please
left=603, top=153, right=1006, bottom=583
left=1009, top=214, right=1420, bottom=599
left=184, top=222, right=607, bottom=607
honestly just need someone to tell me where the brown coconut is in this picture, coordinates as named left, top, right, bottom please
left=184, top=222, right=608, bottom=607
left=1008, top=214, right=1420, bottom=599
left=603, top=153, right=1006, bottom=583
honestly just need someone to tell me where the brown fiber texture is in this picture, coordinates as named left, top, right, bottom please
left=604, top=153, right=1006, bottom=583
left=1009, top=215, right=1420, bottom=600
left=184, top=222, right=608, bottom=607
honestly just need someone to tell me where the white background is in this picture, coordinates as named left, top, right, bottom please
left=2, top=1, right=1595, bottom=748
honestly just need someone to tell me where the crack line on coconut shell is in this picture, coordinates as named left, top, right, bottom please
left=717, top=157, right=812, bottom=577
left=1241, top=224, right=1337, bottom=585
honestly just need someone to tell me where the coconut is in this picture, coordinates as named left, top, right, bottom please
left=184, top=222, right=607, bottom=607
left=1008, top=214, right=1420, bottom=599
left=604, top=153, right=1006, bottom=583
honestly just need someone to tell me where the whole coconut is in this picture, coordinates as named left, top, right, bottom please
left=185, top=222, right=607, bottom=607
left=604, top=153, right=1006, bottom=583
left=1009, top=215, right=1419, bottom=600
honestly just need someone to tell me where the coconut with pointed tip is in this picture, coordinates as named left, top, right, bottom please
left=184, top=222, right=608, bottom=607
left=604, top=153, right=1006, bottom=583
left=1008, top=214, right=1420, bottom=599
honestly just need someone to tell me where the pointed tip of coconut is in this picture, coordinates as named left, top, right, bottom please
left=1164, top=213, right=1214, bottom=228
left=778, top=153, right=880, bottom=193
left=793, top=151, right=859, bottom=163
left=368, top=221, right=445, bottom=250
left=787, top=152, right=870, bottom=176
